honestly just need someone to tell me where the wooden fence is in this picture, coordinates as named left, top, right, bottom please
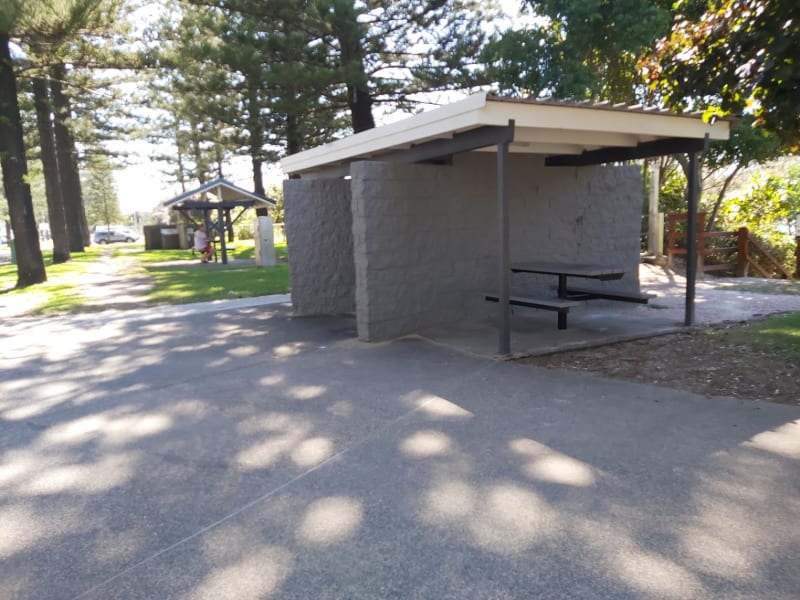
left=666, top=212, right=796, bottom=280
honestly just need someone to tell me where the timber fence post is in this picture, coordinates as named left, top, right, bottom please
left=736, top=227, right=749, bottom=277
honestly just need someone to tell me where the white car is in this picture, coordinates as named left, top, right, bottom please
left=94, top=228, right=138, bottom=244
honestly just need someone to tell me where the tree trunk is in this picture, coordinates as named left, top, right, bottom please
left=706, top=164, right=742, bottom=232
left=246, top=77, right=268, bottom=216
left=32, top=76, right=71, bottom=263
left=287, top=118, right=301, bottom=154
left=189, top=116, right=207, bottom=184
left=246, top=79, right=265, bottom=197
left=332, top=2, right=375, bottom=133
left=50, top=64, right=85, bottom=252
left=0, top=34, right=46, bottom=287
left=346, top=85, right=375, bottom=133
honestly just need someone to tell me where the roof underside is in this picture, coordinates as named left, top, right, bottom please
left=280, top=92, right=730, bottom=177
left=163, top=177, right=275, bottom=209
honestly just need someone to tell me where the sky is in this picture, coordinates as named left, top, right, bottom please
left=112, top=148, right=272, bottom=215
left=112, top=0, right=527, bottom=216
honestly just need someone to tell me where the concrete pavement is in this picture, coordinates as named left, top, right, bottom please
left=1, top=297, right=798, bottom=599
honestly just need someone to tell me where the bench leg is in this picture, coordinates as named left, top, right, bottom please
left=557, top=311, right=567, bottom=330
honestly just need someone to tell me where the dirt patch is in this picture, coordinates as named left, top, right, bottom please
left=525, top=319, right=800, bottom=406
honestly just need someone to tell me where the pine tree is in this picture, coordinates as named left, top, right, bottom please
left=0, top=2, right=46, bottom=287
left=31, top=75, right=71, bottom=263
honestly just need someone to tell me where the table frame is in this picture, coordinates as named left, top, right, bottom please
left=510, top=261, right=625, bottom=298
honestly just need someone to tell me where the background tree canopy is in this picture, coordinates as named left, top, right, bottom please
left=647, top=0, right=800, bottom=147
left=482, top=0, right=672, bottom=102
left=2, top=0, right=798, bottom=288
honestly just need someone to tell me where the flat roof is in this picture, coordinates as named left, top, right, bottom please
left=281, top=92, right=730, bottom=177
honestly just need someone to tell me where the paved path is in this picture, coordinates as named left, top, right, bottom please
left=1, top=299, right=798, bottom=599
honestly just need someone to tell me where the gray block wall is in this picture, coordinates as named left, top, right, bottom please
left=284, top=177, right=355, bottom=315
left=351, top=154, right=643, bottom=341
left=284, top=153, right=643, bottom=342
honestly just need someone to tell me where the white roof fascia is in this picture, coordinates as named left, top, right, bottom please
left=480, top=100, right=730, bottom=141
left=281, top=92, right=490, bottom=174
left=281, top=92, right=731, bottom=175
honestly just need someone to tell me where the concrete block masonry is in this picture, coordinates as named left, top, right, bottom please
left=285, top=153, right=643, bottom=342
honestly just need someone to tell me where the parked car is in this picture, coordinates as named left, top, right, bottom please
left=93, top=228, right=138, bottom=244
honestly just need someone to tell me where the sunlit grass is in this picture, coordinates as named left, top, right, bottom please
left=139, top=240, right=290, bottom=304
left=113, top=244, right=192, bottom=265
left=28, top=283, right=88, bottom=315
left=727, top=312, right=800, bottom=358
left=0, top=248, right=102, bottom=313
left=0, top=262, right=19, bottom=292
left=115, top=240, right=287, bottom=265
left=146, top=263, right=290, bottom=304
left=1, top=247, right=102, bottom=290
left=1, top=241, right=290, bottom=314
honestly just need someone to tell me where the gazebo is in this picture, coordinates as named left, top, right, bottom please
left=280, top=92, right=731, bottom=355
left=163, top=177, right=275, bottom=264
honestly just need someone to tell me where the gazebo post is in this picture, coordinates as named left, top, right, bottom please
left=218, top=206, right=228, bottom=264
left=497, top=131, right=511, bottom=356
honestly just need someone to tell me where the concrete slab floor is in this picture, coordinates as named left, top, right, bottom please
left=420, top=265, right=800, bottom=358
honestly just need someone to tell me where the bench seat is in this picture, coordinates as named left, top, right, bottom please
left=562, top=286, right=652, bottom=304
left=484, top=292, right=579, bottom=330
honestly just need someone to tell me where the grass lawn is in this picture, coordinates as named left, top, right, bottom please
left=146, top=263, right=289, bottom=304
left=0, top=246, right=106, bottom=314
left=727, top=311, right=800, bottom=359
left=1, top=240, right=290, bottom=315
left=120, top=240, right=290, bottom=305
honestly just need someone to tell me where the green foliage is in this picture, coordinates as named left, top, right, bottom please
left=0, top=0, right=24, bottom=32
left=82, top=153, right=123, bottom=227
left=233, top=210, right=256, bottom=240
left=719, top=165, right=800, bottom=267
left=659, top=161, right=687, bottom=215
left=648, top=0, right=800, bottom=146
left=705, top=115, right=784, bottom=171
left=701, top=114, right=788, bottom=230
left=483, top=0, right=671, bottom=101
left=266, top=182, right=284, bottom=223
left=720, top=167, right=800, bottom=235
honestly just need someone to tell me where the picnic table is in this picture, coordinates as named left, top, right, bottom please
left=511, top=261, right=624, bottom=299
left=486, top=261, right=648, bottom=330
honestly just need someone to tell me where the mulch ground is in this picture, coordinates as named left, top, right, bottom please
left=524, top=320, right=800, bottom=406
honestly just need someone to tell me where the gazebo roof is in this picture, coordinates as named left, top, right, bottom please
left=281, top=92, right=730, bottom=177
left=163, top=177, right=275, bottom=209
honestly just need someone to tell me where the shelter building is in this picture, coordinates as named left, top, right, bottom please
left=280, top=92, right=730, bottom=355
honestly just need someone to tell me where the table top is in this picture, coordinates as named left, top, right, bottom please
left=511, top=261, right=625, bottom=280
